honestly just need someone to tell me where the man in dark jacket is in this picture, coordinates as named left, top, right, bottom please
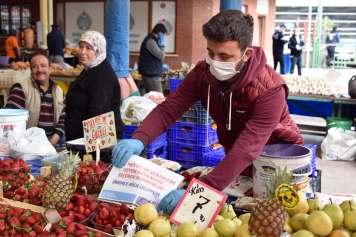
left=289, top=28, right=305, bottom=76
left=272, top=24, right=288, bottom=74
left=47, top=24, right=65, bottom=63
left=325, top=26, right=340, bottom=68
left=138, top=23, right=167, bottom=93
left=112, top=10, right=304, bottom=214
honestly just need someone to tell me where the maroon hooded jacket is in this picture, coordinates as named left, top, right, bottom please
left=132, top=46, right=304, bottom=191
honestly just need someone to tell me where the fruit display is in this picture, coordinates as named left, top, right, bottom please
left=11, top=61, right=30, bottom=70
left=42, top=151, right=81, bottom=211
left=76, top=160, right=112, bottom=194
left=50, top=63, right=84, bottom=73
left=64, top=46, right=79, bottom=56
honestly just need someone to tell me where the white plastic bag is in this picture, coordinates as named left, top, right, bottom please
left=143, top=91, right=166, bottom=104
left=321, top=127, right=356, bottom=161
left=7, top=127, right=57, bottom=160
left=120, top=96, right=157, bottom=122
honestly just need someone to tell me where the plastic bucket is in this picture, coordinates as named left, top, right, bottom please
left=326, top=117, right=353, bottom=134
left=0, top=109, right=29, bottom=157
left=252, top=144, right=312, bottom=199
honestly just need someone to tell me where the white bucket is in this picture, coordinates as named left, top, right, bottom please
left=0, top=109, right=29, bottom=157
left=252, top=144, right=312, bottom=199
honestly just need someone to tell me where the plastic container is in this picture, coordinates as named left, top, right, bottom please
left=326, top=117, right=353, bottom=134
left=124, top=125, right=167, bottom=151
left=169, top=122, right=218, bottom=146
left=252, top=144, right=312, bottom=199
left=169, top=142, right=224, bottom=168
left=0, top=109, right=29, bottom=157
left=178, top=103, right=214, bottom=124
left=169, top=78, right=183, bottom=92
left=304, top=144, right=317, bottom=177
left=41, top=153, right=67, bottom=174
left=202, top=149, right=226, bottom=167
left=146, top=143, right=167, bottom=159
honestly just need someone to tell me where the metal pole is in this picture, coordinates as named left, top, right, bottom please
left=305, top=5, right=312, bottom=69
left=312, top=0, right=323, bottom=68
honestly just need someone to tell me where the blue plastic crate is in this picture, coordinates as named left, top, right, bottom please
left=146, top=144, right=167, bottom=159
left=169, top=142, right=223, bottom=168
left=169, top=122, right=218, bottom=146
left=305, top=144, right=317, bottom=177
left=203, top=149, right=226, bottom=167
left=169, top=78, right=183, bottom=92
left=178, top=103, right=213, bottom=124
left=124, top=125, right=167, bottom=151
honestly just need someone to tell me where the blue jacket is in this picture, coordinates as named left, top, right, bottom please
left=272, top=30, right=287, bottom=55
left=138, top=33, right=163, bottom=77
left=326, top=30, right=340, bottom=46
left=47, top=29, right=65, bottom=56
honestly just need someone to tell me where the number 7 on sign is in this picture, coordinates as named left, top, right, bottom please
left=170, top=178, right=227, bottom=233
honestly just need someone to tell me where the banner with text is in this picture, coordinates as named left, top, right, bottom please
left=98, top=155, right=184, bottom=206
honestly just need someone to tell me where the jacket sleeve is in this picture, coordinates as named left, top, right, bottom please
left=288, top=37, right=296, bottom=50
left=132, top=64, right=202, bottom=146
left=146, top=39, right=165, bottom=61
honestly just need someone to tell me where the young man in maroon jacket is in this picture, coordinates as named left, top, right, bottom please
left=112, top=10, right=304, bottom=214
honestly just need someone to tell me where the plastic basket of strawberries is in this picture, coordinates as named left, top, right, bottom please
left=90, top=202, right=135, bottom=235
left=0, top=157, right=31, bottom=192
left=59, top=193, right=100, bottom=226
left=76, top=160, right=112, bottom=194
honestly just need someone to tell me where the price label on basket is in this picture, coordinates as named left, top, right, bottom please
left=170, top=178, right=227, bottom=233
left=82, top=111, right=117, bottom=153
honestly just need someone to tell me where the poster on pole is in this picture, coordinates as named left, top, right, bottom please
left=98, top=155, right=184, bottom=207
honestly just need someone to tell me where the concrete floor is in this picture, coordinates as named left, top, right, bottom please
left=303, top=134, right=356, bottom=195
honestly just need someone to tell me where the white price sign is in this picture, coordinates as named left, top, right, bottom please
left=170, top=178, right=227, bottom=232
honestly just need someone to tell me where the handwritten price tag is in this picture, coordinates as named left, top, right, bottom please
left=82, top=111, right=117, bottom=153
left=170, top=178, right=227, bottom=233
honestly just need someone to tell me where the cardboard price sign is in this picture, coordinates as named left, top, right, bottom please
left=82, top=111, right=117, bottom=153
left=170, top=178, right=227, bottom=233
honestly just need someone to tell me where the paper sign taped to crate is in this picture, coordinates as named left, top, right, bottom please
left=222, top=175, right=253, bottom=197
left=170, top=178, right=227, bottom=233
left=98, top=155, right=184, bottom=207
left=82, top=111, right=117, bottom=153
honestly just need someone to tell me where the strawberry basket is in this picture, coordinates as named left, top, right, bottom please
left=0, top=157, right=31, bottom=191
left=76, top=160, right=113, bottom=194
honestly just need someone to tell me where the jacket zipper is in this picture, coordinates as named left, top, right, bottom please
left=220, top=89, right=230, bottom=130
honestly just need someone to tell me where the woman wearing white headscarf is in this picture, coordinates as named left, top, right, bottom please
left=65, top=31, right=125, bottom=141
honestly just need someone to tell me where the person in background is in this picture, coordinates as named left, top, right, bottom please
left=325, top=26, right=340, bottom=69
left=138, top=23, right=167, bottom=94
left=5, top=29, right=20, bottom=63
left=112, top=10, right=304, bottom=214
left=65, top=31, right=124, bottom=141
left=47, top=24, right=65, bottom=64
left=6, top=54, right=66, bottom=145
left=272, top=24, right=288, bottom=74
left=288, top=28, right=305, bottom=76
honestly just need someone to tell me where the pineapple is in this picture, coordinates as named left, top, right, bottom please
left=248, top=166, right=291, bottom=237
left=42, top=151, right=81, bottom=211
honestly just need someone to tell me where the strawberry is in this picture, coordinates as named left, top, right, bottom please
left=9, top=217, right=20, bottom=227
left=76, top=223, right=87, bottom=231
left=14, top=187, right=27, bottom=196
left=89, top=202, right=99, bottom=212
left=118, top=214, right=125, bottom=224
left=99, top=202, right=110, bottom=210
left=94, top=166, right=102, bottom=174
left=51, top=222, right=59, bottom=232
left=28, top=186, right=40, bottom=199
left=84, top=208, right=92, bottom=217
left=66, top=222, right=76, bottom=234
left=75, top=230, right=89, bottom=237
left=74, top=213, right=87, bottom=222
left=56, top=227, right=65, bottom=234
left=4, top=190, right=14, bottom=199
left=61, top=215, right=75, bottom=226
left=99, top=207, right=109, bottom=220
left=29, top=198, right=41, bottom=206
left=13, top=194, right=22, bottom=201
left=25, top=216, right=36, bottom=224
left=126, top=213, right=134, bottom=222
left=5, top=174, right=14, bottom=182
left=21, top=164, right=31, bottom=173
left=0, top=220, right=6, bottom=231
left=59, top=210, right=68, bottom=217
left=77, top=196, right=86, bottom=207
left=21, top=222, right=31, bottom=230
left=57, top=231, right=67, bottom=237
left=89, top=160, right=96, bottom=169
left=32, top=212, right=42, bottom=222
left=103, top=224, right=114, bottom=234
left=78, top=205, right=85, bottom=214
left=121, top=202, right=130, bottom=216
left=95, top=232, right=107, bottom=237
left=115, top=220, right=122, bottom=228
left=35, top=225, right=44, bottom=234
left=64, top=202, right=74, bottom=211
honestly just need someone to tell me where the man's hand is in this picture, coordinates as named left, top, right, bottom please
left=112, top=139, right=145, bottom=168
left=49, top=134, right=60, bottom=145
left=157, top=189, right=185, bottom=214
left=158, top=32, right=166, bottom=47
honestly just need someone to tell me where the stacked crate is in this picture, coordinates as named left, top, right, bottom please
left=124, top=125, right=167, bottom=159
left=168, top=78, right=223, bottom=168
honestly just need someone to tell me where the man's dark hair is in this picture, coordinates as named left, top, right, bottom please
left=152, top=23, right=167, bottom=34
left=202, top=10, right=254, bottom=51
left=30, top=54, right=51, bottom=68
left=280, top=24, right=286, bottom=28
left=333, top=26, right=337, bottom=31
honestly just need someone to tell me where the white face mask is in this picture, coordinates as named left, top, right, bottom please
left=206, top=48, right=247, bottom=81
